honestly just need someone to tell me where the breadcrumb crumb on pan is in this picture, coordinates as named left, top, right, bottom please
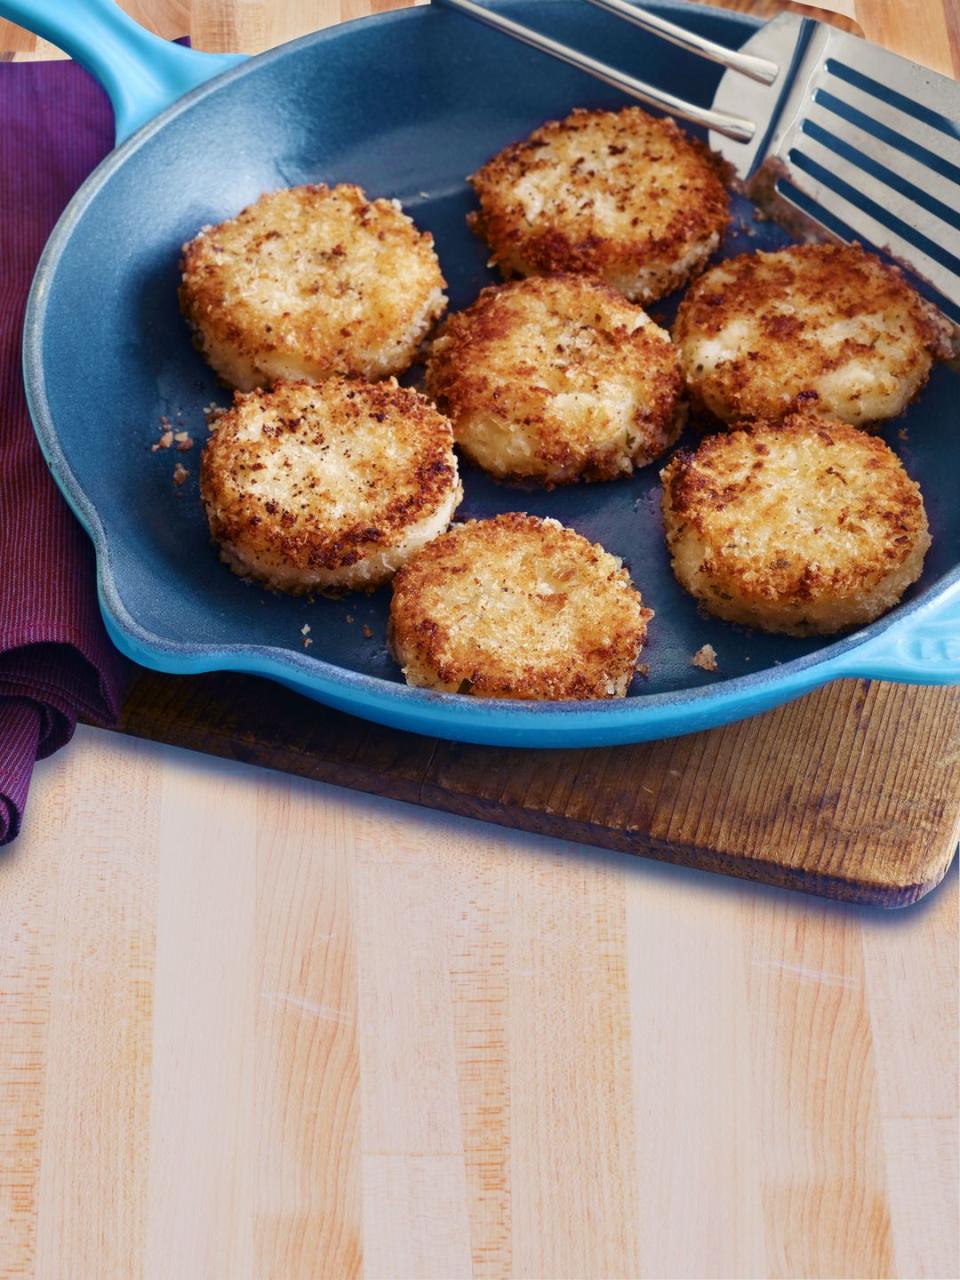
left=660, top=412, right=931, bottom=636
left=388, top=513, right=652, bottom=699
left=180, top=183, right=447, bottom=390
left=690, top=644, right=718, bottom=672
left=674, top=242, right=950, bottom=427
left=425, top=274, right=685, bottom=485
left=200, top=377, right=462, bottom=596
left=468, top=106, right=729, bottom=303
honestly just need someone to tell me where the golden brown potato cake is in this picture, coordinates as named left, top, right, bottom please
left=425, top=274, right=685, bottom=485
left=674, top=242, right=949, bottom=427
left=200, top=378, right=462, bottom=595
left=389, top=513, right=652, bottom=699
left=660, top=413, right=930, bottom=636
left=468, top=106, right=729, bottom=303
left=180, top=184, right=447, bottom=391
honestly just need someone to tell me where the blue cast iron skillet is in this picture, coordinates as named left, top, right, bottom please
left=4, top=0, right=960, bottom=747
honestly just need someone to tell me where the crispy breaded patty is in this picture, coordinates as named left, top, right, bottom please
left=674, top=243, right=948, bottom=427
left=389, top=513, right=651, bottom=699
left=425, top=275, right=685, bottom=485
left=180, top=184, right=447, bottom=391
left=468, top=106, right=729, bottom=303
left=660, top=413, right=930, bottom=636
left=200, top=378, right=462, bottom=595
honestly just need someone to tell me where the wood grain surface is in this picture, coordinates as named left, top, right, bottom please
left=1, top=2, right=958, bottom=1277
left=115, top=668, right=960, bottom=907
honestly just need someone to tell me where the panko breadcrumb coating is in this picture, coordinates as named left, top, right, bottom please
left=674, top=242, right=949, bottom=427
left=200, top=378, right=462, bottom=595
left=468, top=106, right=729, bottom=303
left=660, top=413, right=931, bottom=636
left=180, top=184, right=447, bottom=391
left=425, top=275, right=685, bottom=485
left=690, top=644, right=718, bottom=672
left=389, top=513, right=652, bottom=699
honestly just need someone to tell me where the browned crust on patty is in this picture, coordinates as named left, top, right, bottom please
left=468, top=106, right=729, bottom=302
left=660, top=412, right=930, bottom=633
left=424, top=274, right=685, bottom=483
left=179, top=183, right=447, bottom=389
left=389, top=513, right=651, bottom=699
left=200, top=378, right=459, bottom=588
left=673, top=242, right=949, bottom=426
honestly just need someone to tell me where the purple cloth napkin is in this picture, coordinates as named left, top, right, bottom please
left=0, top=58, right=129, bottom=843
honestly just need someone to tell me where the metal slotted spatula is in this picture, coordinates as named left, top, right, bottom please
left=435, top=0, right=960, bottom=317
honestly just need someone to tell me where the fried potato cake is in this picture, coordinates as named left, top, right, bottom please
left=180, top=184, right=447, bottom=390
left=200, top=378, right=462, bottom=595
left=661, top=412, right=930, bottom=635
left=425, top=274, right=684, bottom=484
left=674, top=243, right=948, bottom=427
left=389, top=513, right=652, bottom=698
left=468, top=107, right=729, bottom=303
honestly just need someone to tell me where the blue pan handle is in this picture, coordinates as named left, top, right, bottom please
left=0, top=0, right=244, bottom=143
left=831, top=580, right=960, bottom=684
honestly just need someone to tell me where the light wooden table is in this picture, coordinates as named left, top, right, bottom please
left=1, top=3, right=958, bottom=1278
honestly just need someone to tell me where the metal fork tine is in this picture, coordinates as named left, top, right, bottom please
left=581, top=0, right=779, bottom=84
left=434, top=0, right=757, bottom=140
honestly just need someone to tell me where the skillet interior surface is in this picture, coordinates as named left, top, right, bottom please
left=26, top=0, right=960, bottom=736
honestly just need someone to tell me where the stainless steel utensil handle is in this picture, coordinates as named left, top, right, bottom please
left=434, top=0, right=758, bottom=141
left=582, top=0, right=778, bottom=83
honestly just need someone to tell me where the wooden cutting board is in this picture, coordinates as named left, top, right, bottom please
left=111, top=669, right=960, bottom=907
